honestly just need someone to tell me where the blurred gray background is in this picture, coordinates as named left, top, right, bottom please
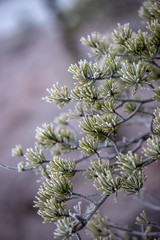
left=1, top=0, right=160, bottom=240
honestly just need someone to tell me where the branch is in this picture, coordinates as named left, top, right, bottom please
left=86, top=73, right=121, bottom=81
left=117, top=103, right=142, bottom=126
left=110, top=139, right=120, bottom=155
left=131, top=139, right=143, bottom=153
left=76, top=233, right=81, bottom=240
left=75, top=155, right=90, bottom=163
left=72, top=192, right=96, bottom=205
left=85, top=194, right=109, bottom=222
left=134, top=194, right=160, bottom=211
left=142, top=156, right=157, bottom=167
left=114, top=98, right=154, bottom=104
left=0, top=163, right=34, bottom=172
left=149, top=60, right=160, bottom=70
left=108, top=222, right=160, bottom=237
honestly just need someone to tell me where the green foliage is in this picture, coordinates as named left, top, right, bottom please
left=154, top=88, right=160, bottom=101
left=35, top=122, right=76, bottom=154
left=54, top=217, right=75, bottom=239
left=47, top=156, right=75, bottom=179
left=25, top=147, right=46, bottom=168
left=39, top=173, right=73, bottom=201
left=69, top=102, right=84, bottom=119
left=113, top=23, right=132, bottom=46
left=35, top=122, right=59, bottom=149
left=121, top=170, right=147, bottom=195
left=80, top=114, right=119, bottom=141
left=136, top=210, right=150, bottom=226
left=87, top=210, right=123, bottom=240
left=84, top=159, right=111, bottom=181
left=71, top=85, right=98, bottom=103
left=79, top=135, right=99, bottom=156
left=94, top=169, right=121, bottom=196
left=55, top=113, right=69, bottom=125
left=11, top=144, right=23, bottom=157
left=124, top=102, right=137, bottom=113
left=117, top=152, right=147, bottom=195
left=143, top=135, right=160, bottom=159
left=99, top=78, right=119, bottom=99
left=68, top=59, right=100, bottom=84
left=80, top=32, right=109, bottom=59
left=119, top=61, right=150, bottom=94
left=117, top=152, right=143, bottom=176
left=147, top=19, right=160, bottom=47
left=153, top=107, right=160, bottom=135
left=17, top=161, right=25, bottom=172
left=44, top=83, right=70, bottom=108
left=34, top=197, right=69, bottom=223
left=102, top=100, right=115, bottom=114
left=101, top=52, right=122, bottom=76
left=3, top=0, right=160, bottom=239
left=86, top=211, right=110, bottom=238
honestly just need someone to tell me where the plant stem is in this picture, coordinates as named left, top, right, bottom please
left=0, top=163, right=33, bottom=171
left=117, top=103, right=142, bottom=126
left=114, top=97, right=154, bottom=103
left=134, top=195, right=160, bottom=211
left=72, top=192, right=96, bottom=205
left=108, top=222, right=160, bottom=237
left=85, top=194, right=109, bottom=222
left=76, top=232, right=81, bottom=240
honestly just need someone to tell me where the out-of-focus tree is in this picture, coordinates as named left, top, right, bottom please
left=44, top=0, right=142, bottom=57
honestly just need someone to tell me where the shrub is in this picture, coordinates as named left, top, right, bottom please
left=1, top=0, right=160, bottom=239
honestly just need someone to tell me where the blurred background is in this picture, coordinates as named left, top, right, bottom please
left=1, top=0, right=160, bottom=240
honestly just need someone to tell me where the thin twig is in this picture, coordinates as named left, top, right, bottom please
left=150, top=60, right=160, bottom=70
left=0, top=163, right=19, bottom=171
left=114, top=110, right=125, bottom=120
left=132, top=139, right=143, bottom=153
left=76, top=232, right=81, bottom=240
left=75, top=155, right=90, bottom=163
left=0, top=163, right=33, bottom=172
left=85, top=194, right=109, bottom=222
left=108, top=222, right=160, bottom=237
left=142, top=156, right=157, bottom=167
left=111, top=139, right=120, bottom=155
left=134, top=195, right=160, bottom=211
left=114, top=97, right=154, bottom=104
left=72, top=192, right=96, bottom=205
left=117, top=103, right=142, bottom=126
